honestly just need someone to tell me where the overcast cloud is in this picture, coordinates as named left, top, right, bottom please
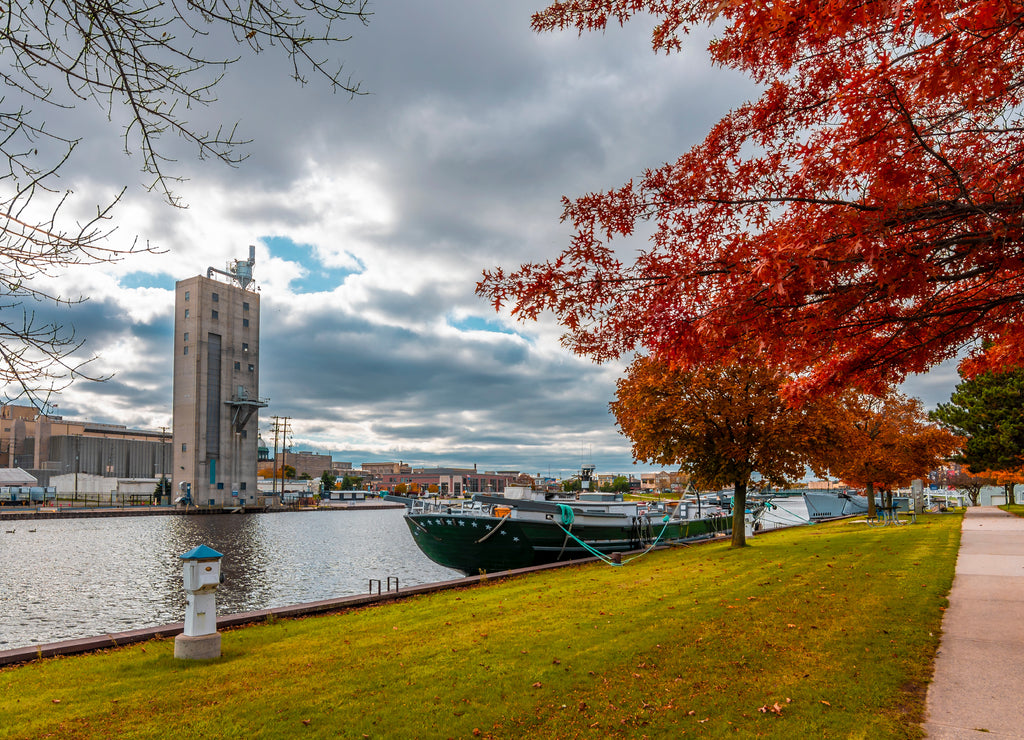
left=6, top=1, right=960, bottom=478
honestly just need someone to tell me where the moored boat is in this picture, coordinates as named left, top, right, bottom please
left=803, top=491, right=909, bottom=521
left=390, top=486, right=745, bottom=576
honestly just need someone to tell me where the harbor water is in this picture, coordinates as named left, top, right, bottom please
left=0, top=508, right=460, bottom=651
left=0, top=497, right=812, bottom=652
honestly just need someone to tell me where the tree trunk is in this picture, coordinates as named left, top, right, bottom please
left=731, top=480, right=748, bottom=548
left=865, top=481, right=876, bottom=518
left=1007, top=482, right=1017, bottom=506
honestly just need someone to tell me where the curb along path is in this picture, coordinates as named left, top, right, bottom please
left=924, top=507, right=1024, bottom=739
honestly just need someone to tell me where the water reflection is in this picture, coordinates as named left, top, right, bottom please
left=0, top=509, right=458, bottom=650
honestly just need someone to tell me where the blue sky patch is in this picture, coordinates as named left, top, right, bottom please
left=262, top=235, right=363, bottom=294
left=119, top=272, right=175, bottom=290
left=448, top=315, right=517, bottom=335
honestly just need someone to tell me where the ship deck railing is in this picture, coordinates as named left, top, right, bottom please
left=405, top=498, right=492, bottom=517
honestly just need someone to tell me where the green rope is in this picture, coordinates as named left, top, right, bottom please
left=558, top=504, right=575, bottom=526
left=554, top=510, right=676, bottom=567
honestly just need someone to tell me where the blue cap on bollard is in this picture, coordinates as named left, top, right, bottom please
left=179, top=544, right=223, bottom=561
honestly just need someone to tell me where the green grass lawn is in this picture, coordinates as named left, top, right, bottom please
left=1001, top=503, right=1024, bottom=517
left=0, top=513, right=962, bottom=739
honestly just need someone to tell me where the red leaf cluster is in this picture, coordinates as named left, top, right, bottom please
left=479, top=1, right=1024, bottom=395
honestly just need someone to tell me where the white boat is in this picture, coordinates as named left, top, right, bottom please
left=803, top=491, right=909, bottom=521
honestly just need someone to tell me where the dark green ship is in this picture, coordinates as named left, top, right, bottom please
left=393, top=490, right=735, bottom=576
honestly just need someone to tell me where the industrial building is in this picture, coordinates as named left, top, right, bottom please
left=0, top=404, right=171, bottom=490
left=172, top=247, right=267, bottom=507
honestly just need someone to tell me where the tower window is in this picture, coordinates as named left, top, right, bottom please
left=243, top=302, right=249, bottom=311
left=212, top=292, right=219, bottom=302
left=183, top=332, right=189, bottom=342
left=242, top=318, right=250, bottom=328
left=234, top=361, right=241, bottom=371
left=242, top=343, right=248, bottom=352
left=184, top=309, right=189, bottom=318
left=184, top=291, right=190, bottom=301
left=248, top=364, right=255, bottom=372
left=183, top=346, right=189, bottom=355
left=211, top=310, right=219, bottom=320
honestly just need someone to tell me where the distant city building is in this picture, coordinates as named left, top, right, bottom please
left=362, top=461, right=411, bottom=477
left=378, top=466, right=518, bottom=495
left=256, top=449, right=334, bottom=480
left=173, top=247, right=267, bottom=507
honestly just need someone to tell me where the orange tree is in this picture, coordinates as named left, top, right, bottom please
left=479, top=1, right=1024, bottom=396
left=977, top=468, right=1024, bottom=506
left=611, top=355, right=831, bottom=547
left=821, top=392, right=961, bottom=516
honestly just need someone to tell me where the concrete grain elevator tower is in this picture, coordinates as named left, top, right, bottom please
left=173, top=246, right=267, bottom=507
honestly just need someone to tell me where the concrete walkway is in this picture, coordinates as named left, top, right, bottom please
left=924, top=506, right=1024, bottom=738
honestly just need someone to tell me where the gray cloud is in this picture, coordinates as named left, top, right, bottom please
left=20, top=2, right=958, bottom=477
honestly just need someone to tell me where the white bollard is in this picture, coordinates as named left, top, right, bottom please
left=174, top=544, right=224, bottom=660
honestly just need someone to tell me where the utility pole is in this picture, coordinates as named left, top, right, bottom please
left=159, top=426, right=169, bottom=504
left=271, top=416, right=281, bottom=498
left=269, top=416, right=291, bottom=498
left=282, top=417, right=291, bottom=492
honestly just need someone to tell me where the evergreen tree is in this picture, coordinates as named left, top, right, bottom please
left=932, top=370, right=1024, bottom=505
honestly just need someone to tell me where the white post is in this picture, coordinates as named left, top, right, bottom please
left=174, top=545, right=224, bottom=660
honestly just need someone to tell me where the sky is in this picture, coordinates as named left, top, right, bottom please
left=5, top=1, right=961, bottom=478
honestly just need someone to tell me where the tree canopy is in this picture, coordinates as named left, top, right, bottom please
left=1, top=0, right=369, bottom=402
left=932, top=368, right=1024, bottom=504
left=824, top=391, right=961, bottom=515
left=479, top=1, right=1024, bottom=397
left=611, top=355, right=829, bottom=546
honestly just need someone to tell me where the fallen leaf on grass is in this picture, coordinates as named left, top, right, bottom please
left=51, top=699, right=61, bottom=704
left=301, top=719, right=311, bottom=725
left=532, top=682, right=543, bottom=688
left=820, top=700, right=831, bottom=707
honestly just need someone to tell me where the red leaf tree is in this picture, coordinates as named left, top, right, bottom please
left=818, top=392, right=962, bottom=517
left=478, top=1, right=1024, bottom=395
left=611, top=355, right=831, bottom=547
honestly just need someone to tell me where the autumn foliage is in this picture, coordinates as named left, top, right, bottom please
left=611, top=355, right=830, bottom=546
left=479, top=1, right=1024, bottom=396
left=821, top=392, right=961, bottom=516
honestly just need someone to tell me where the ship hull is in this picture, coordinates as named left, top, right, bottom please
left=404, top=510, right=731, bottom=575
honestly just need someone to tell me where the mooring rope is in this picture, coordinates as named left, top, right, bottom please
left=554, top=505, right=675, bottom=567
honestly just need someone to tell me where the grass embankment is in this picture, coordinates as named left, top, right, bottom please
left=0, top=514, right=962, bottom=739
left=1000, top=503, right=1024, bottom=518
